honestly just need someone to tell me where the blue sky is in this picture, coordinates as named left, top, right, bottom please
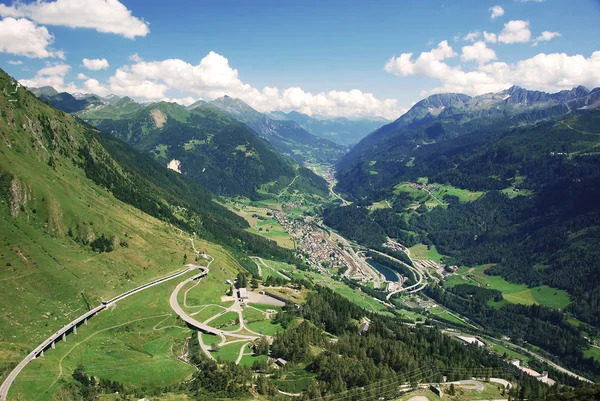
left=1, top=0, right=600, bottom=119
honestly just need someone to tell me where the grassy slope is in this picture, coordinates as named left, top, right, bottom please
left=444, top=265, right=571, bottom=309
left=0, top=69, right=269, bottom=398
left=0, top=85, right=203, bottom=378
left=8, top=238, right=249, bottom=401
left=409, top=244, right=443, bottom=262
left=221, top=200, right=294, bottom=249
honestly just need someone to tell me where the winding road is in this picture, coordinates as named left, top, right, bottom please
left=168, top=261, right=259, bottom=343
left=250, top=256, right=291, bottom=281
left=364, top=249, right=427, bottom=300
left=0, top=264, right=202, bottom=401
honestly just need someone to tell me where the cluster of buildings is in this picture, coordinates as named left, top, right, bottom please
left=383, top=237, right=409, bottom=254
left=274, top=211, right=349, bottom=272
left=408, top=182, right=441, bottom=194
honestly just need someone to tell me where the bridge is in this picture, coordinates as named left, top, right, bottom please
left=0, top=265, right=201, bottom=401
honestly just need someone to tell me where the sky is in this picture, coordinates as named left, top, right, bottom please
left=1, top=0, right=600, bottom=120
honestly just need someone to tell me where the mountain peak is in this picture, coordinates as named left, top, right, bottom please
left=115, top=96, right=136, bottom=106
left=29, top=85, right=59, bottom=97
left=210, top=96, right=255, bottom=115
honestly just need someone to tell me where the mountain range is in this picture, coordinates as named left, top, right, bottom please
left=326, top=84, right=600, bottom=370
left=33, top=89, right=360, bottom=165
left=204, top=95, right=348, bottom=163
left=32, top=90, right=330, bottom=199
left=269, top=110, right=389, bottom=146
left=336, top=85, right=600, bottom=198
left=6, top=66, right=600, bottom=399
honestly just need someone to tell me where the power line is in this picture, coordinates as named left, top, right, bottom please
left=304, top=367, right=434, bottom=401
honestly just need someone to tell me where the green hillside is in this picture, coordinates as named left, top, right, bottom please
left=0, top=68, right=297, bottom=380
left=208, top=95, right=348, bottom=164
left=336, top=87, right=600, bottom=198
left=74, top=100, right=328, bottom=199
left=324, top=102, right=600, bottom=376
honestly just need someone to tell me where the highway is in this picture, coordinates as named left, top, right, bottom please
left=0, top=265, right=199, bottom=401
left=168, top=265, right=259, bottom=342
left=364, top=249, right=427, bottom=300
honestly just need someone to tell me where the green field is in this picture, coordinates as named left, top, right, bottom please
left=369, top=200, right=391, bottom=211
left=248, top=303, right=283, bottom=313
left=432, top=183, right=484, bottom=203
left=243, top=305, right=267, bottom=323
left=212, top=341, right=247, bottom=362
left=409, top=243, right=443, bottom=262
left=189, top=305, right=229, bottom=322
left=246, top=320, right=284, bottom=336
left=221, top=201, right=294, bottom=249
left=0, top=155, right=207, bottom=386
left=445, top=265, right=571, bottom=309
left=428, top=307, right=471, bottom=327
left=256, top=258, right=297, bottom=280
left=394, top=308, right=425, bottom=322
left=301, top=271, right=394, bottom=315
left=238, top=353, right=268, bottom=367
left=584, top=346, right=600, bottom=362
left=200, top=332, right=221, bottom=350
left=5, top=237, right=249, bottom=401
left=9, top=270, right=201, bottom=401
left=394, top=181, right=483, bottom=208
left=263, top=259, right=297, bottom=273
left=208, top=312, right=240, bottom=331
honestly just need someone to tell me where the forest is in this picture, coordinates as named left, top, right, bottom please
left=425, top=284, right=600, bottom=379
left=268, top=286, right=556, bottom=400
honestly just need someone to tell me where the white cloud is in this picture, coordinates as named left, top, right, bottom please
left=161, top=96, right=196, bottom=106
left=0, top=0, right=149, bottom=39
left=0, top=17, right=64, bottom=59
left=19, top=62, right=77, bottom=92
left=490, top=5, right=505, bottom=20
left=8, top=60, right=23, bottom=65
left=483, top=31, right=498, bottom=43
left=129, top=53, right=143, bottom=62
left=77, top=73, right=88, bottom=80
left=72, top=51, right=403, bottom=119
left=461, top=41, right=497, bottom=64
left=82, top=58, right=109, bottom=71
left=384, top=41, right=457, bottom=79
left=498, top=20, right=532, bottom=44
left=532, top=31, right=561, bottom=46
left=386, top=42, right=600, bottom=96
left=463, top=31, right=481, bottom=42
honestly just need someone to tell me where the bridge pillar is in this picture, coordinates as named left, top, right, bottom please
left=40, top=350, right=44, bottom=357
left=84, top=318, right=88, bottom=325
left=73, top=326, right=77, bottom=335
left=51, top=342, right=55, bottom=349
left=62, top=333, right=66, bottom=342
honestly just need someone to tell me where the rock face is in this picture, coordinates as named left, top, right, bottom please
left=150, top=108, right=167, bottom=128
left=167, top=159, right=182, bottom=173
